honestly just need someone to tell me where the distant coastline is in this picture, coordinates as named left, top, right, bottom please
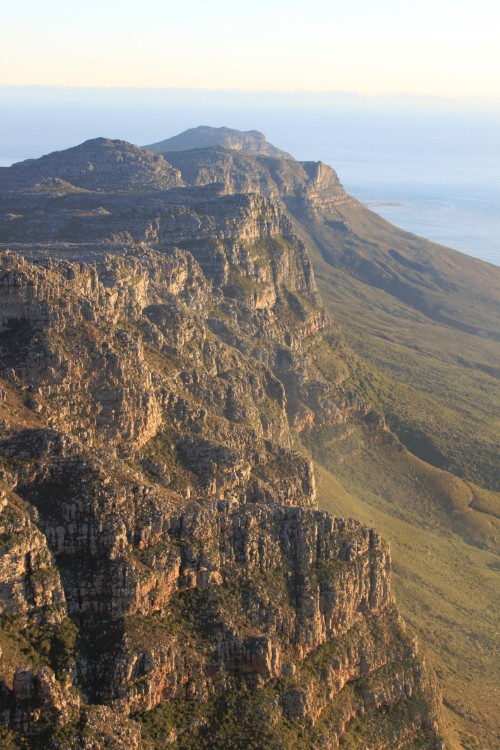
left=354, top=189, right=500, bottom=267
left=1, top=91, right=498, bottom=266
left=311, top=148, right=500, bottom=268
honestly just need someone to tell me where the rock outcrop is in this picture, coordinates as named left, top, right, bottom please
left=1, top=138, right=183, bottom=193
left=161, top=147, right=352, bottom=217
left=0, top=132, right=443, bottom=749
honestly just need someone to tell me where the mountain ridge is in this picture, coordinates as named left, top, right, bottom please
left=0, top=127, right=498, bottom=749
left=144, top=125, right=293, bottom=159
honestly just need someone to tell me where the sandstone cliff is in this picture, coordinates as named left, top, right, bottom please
left=0, top=136, right=443, bottom=749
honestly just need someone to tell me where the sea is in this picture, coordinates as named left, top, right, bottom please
left=1, top=88, right=499, bottom=266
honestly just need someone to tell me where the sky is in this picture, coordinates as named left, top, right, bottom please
left=1, top=0, right=499, bottom=99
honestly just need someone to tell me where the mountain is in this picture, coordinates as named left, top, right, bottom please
left=2, top=138, right=184, bottom=193
left=0, top=129, right=498, bottom=749
left=144, top=125, right=293, bottom=159
left=156, top=132, right=500, bottom=494
left=152, top=132, right=500, bottom=747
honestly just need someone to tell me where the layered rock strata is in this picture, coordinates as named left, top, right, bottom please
left=0, top=137, right=442, bottom=749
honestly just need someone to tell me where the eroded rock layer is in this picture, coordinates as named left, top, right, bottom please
left=0, top=136, right=442, bottom=749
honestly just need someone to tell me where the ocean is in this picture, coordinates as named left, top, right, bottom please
left=326, top=150, right=499, bottom=267
left=1, top=88, right=499, bottom=266
left=320, top=148, right=500, bottom=267
left=266, top=110, right=500, bottom=267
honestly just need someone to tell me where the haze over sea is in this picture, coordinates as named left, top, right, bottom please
left=1, top=88, right=499, bottom=266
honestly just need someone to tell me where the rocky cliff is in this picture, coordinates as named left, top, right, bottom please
left=0, top=136, right=443, bottom=749
left=158, top=147, right=352, bottom=218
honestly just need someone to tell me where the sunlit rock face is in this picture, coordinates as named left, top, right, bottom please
left=0, top=133, right=442, bottom=749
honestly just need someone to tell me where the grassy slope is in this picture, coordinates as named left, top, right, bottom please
left=286, top=200, right=500, bottom=748
left=290, top=202, right=500, bottom=492
left=314, top=457, right=499, bottom=750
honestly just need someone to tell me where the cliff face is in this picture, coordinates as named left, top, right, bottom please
left=0, top=137, right=442, bottom=749
left=160, top=147, right=352, bottom=217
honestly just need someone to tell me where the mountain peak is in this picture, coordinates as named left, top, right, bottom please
left=3, top=137, right=183, bottom=193
left=144, top=125, right=294, bottom=159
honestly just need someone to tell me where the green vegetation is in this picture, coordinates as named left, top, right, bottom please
left=315, top=462, right=499, bottom=750
left=295, top=208, right=500, bottom=491
left=0, top=727, right=29, bottom=749
left=138, top=668, right=436, bottom=750
left=0, top=614, right=78, bottom=685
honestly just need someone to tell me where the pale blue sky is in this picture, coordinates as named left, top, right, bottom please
left=1, top=0, right=499, bottom=97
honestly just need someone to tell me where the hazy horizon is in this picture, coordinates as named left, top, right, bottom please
left=2, top=85, right=500, bottom=162
left=2, top=1, right=499, bottom=98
